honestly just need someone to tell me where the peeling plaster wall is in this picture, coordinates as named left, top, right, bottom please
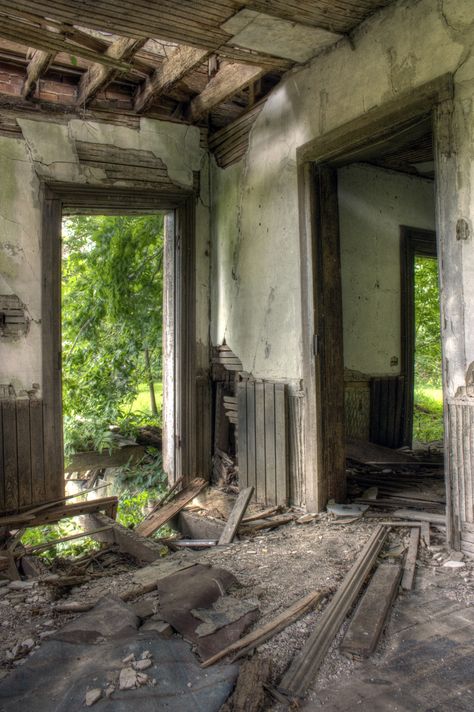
left=0, top=117, right=209, bottom=393
left=211, top=0, right=474, bottom=396
left=338, top=164, right=435, bottom=376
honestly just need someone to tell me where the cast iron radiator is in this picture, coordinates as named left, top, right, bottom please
left=237, top=377, right=288, bottom=505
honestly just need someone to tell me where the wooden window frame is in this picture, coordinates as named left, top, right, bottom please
left=297, top=75, right=453, bottom=513
left=41, top=183, right=204, bottom=497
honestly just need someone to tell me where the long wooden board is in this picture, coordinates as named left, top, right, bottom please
left=340, top=563, right=401, bottom=657
left=136, top=478, right=207, bottom=537
left=401, top=526, right=420, bottom=591
left=280, top=526, right=389, bottom=699
left=218, top=486, right=254, bottom=545
left=201, top=589, right=327, bottom=668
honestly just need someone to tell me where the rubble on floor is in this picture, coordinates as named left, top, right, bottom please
left=0, top=474, right=473, bottom=711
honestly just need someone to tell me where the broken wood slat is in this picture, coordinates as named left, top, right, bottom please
left=280, top=526, right=389, bottom=700
left=392, top=509, right=446, bottom=525
left=148, top=476, right=184, bottom=515
left=136, top=478, right=207, bottom=538
left=220, top=658, right=271, bottom=712
left=241, top=506, right=280, bottom=523
left=421, top=521, right=430, bottom=547
left=24, top=496, right=118, bottom=527
left=165, top=539, right=218, bottom=549
left=401, top=526, right=420, bottom=591
left=201, top=589, right=327, bottom=668
left=239, top=513, right=294, bottom=533
left=218, top=486, right=254, bottom=545
left=83, top=512, right=170, bottom=564
left=21, top=525, right=113, bottom=555
left=357, top=497, right=445, bottom=509
left=19, top=482, right=110, bottom=518
left=340, top=563, right=402, bottom=657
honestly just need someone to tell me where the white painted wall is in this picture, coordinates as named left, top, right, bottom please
left=211, top=0, right=474, bottom=396
left=0, top=117, right=209, bottom=394
left=338, top=164, right=435, bottom=375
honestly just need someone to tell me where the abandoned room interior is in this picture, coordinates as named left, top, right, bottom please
left=0, top=0, right=473, bottom=709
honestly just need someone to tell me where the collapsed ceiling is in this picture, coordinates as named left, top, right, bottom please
left=0, top=1, right=394, bottom=163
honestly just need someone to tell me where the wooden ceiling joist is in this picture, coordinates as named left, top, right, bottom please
left=77, top=37, right=146, bottom=106
left=0, top=15, right=132, bottom=71
left=134, top=45, right=210, bottom=114
left=22, top=49, right=53, bottom=99
left=187, top=61, right=264, bottom=122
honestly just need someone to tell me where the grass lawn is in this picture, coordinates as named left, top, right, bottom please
left=413, top=382, right=443, bottom=443
left=130, top=382, right=163, bottom=417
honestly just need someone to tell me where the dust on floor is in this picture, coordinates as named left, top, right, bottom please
left=1, top=509, right=472, bottom=706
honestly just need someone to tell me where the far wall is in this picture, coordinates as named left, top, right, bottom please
left=338, top=163, right=435, bottom=376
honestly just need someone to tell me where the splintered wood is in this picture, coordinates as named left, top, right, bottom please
left=402, top=526, right=420, bottom=591
left=218, top=486, right=254, bottom=545
left=136, top=478, right=207, bottom=537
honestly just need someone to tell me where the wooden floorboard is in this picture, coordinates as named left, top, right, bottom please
left=302, top=589, right=474, bottom=711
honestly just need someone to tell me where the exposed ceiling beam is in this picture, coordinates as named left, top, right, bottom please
left=22, top=49, right=53, bottom=98
left=187, top=61, right=264, bottom=122
left=0, top=15, right=133, bottom=70
left=77, top=37, right=146, bottom=106
left=134, top=45, right=210, bottom=114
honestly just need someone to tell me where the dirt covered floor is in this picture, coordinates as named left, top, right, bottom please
left=1, top=496, right=473, bottom=710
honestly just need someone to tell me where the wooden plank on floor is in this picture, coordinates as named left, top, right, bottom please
left=264, top=382, right=277, bottom=505
left=2, top=396, right=18, bottom=511
left=255, top=381, right=266, bottom=503
left=401, top=526, right=420, bottom=591
left=280, top=526, right=389, bottom=699
left=29, top=397, right=46, bottom=504
left=340, top=563, right=402, bottom=657
left=218, top=485, right=254, bottom=545
left=16, top=396, right=32, bottom=508
left=275, top=383, right=288, bottom=505
left=136, top=478, right=207, bottom=537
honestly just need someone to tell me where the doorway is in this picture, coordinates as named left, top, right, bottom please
left=41, top=186, right=205, bottom=504
left=297, top=75, right=452, bottom=514
left=401, top=228, right=443, bottom=449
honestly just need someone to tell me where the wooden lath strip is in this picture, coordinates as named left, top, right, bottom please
left=188, top=62, right=265, bottom=122
left=0, top=15, right=134, bottom=70
left=134, top=45, right=210, bottom=113
left=209, top=99, right=265, bottom=167
left=0, top=1, right=232, bottom=50
left=77, top=36, right=146, bottom=106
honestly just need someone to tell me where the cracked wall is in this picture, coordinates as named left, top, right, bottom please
left=211, top=0, right=474, bottom=397
left=0, top=117, right=210, bottom=394
left=338, top=164, right=435, bottom=376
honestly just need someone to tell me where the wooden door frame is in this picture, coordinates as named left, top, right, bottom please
left=297, top=74, right=453, bottom=512
left=41, top=183, right=203, bottom=493
left=400, top=226, right=438, bottom=447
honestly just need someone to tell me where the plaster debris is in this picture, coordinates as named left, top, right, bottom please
left=84, top=688, right=102, bottom=707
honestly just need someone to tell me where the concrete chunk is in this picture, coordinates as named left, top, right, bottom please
left=52, top=595, right=139, bottom=644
